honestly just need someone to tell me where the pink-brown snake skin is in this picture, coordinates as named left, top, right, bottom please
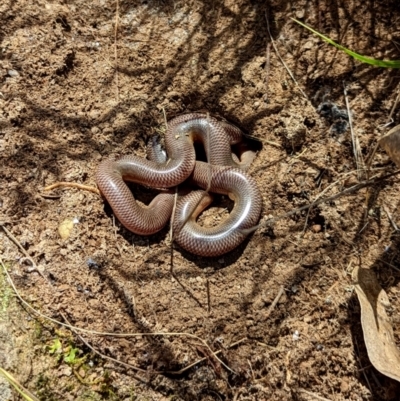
left=96, top=112, right=262, bottom=256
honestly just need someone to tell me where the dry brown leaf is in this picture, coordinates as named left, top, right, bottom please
left=352, top=266, right=400, bottom=382
left=379, top=124, right=400, bottom=168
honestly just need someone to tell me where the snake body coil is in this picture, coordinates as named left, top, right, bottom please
left=96, top=112, right=262, bottom=256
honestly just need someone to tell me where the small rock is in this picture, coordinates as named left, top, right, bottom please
left=303, top=40, right=314, bottom=50
left=58, top=366, right=72, bottom=377
left=7, top=69, right=19, bottom=77
left=340, top=377, right=350, bottom=393
left=312, top=224, right=322, bottom=233
left=58, top=219, right=74, bottom=240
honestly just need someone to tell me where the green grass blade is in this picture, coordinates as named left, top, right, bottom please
left=0, top=367, right=40, bottom=401
left=291, top=18, right=400, bottom=68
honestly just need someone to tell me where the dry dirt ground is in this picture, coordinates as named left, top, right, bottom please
left=1, top=0, right=400, bottom=400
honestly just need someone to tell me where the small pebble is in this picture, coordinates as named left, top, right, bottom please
left=58, top=219, right=74, bottom=239
left=8, top=69, right=19, bottom=77
left=312, top=224, right=322, bottom=233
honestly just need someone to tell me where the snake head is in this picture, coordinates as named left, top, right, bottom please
left=147, top=135, right=167, bottom=164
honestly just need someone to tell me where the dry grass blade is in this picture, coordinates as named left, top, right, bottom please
left=344, top=82, right=365, bottom=180
left=265, top=11, right=308, bottom=100
left=114, top=0, right=119, bottom=102
left=0, top=368, right=40, bottom=401
left=387, top=84, right=400, bottom=124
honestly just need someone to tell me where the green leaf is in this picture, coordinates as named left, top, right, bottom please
left=64, top=346, right=78, bottom=363
left=291, top=18, right=400, bottom=68
left=48, top=338, right=62, bottom=355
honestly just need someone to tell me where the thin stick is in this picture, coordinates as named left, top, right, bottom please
left=383, top=204, right=399, bottom=231
left=387, top=83, right=400, bottom=125
left=298, top=389, right=331, bottom=401
left=206, top=278, right=211, bottom=313
left=264, top=41, right=271, bottom=100
left=161, top=107, right=176, bottom=253
left=354, top=337, right=373, bottom=393
left=42, top=182, right=100, bottom=195
left=169, top=268, right=205, bottom=309
left=206, top=112, right=212, bottom=192
left=112, top=215, right=122, bottom=256
left=344, top=81, right=365, bottom=180
left=162, top=106, right=168, bottom=127
left=164, top=338, right=246, bottom=375
left=114, top=0, right=119, bottom=102
left=169, top=187, right=178, bottom=268
left=0, top=224, right=50, bottom=284
left=366, top=141, right=380, bottom=173
left=264, top=285, right=284, bottom=319
left=265, top=10, right=308, bottom=100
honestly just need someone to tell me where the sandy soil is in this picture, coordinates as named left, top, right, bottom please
left=1, top=0, right=400, bottom=400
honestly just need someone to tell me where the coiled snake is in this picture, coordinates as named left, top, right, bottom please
left=96, top=112, right=262, bottom=257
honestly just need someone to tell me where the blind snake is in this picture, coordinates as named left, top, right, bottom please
left=96, top=112, right=262, bottom=256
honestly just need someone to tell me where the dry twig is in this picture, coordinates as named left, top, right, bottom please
left=264, top=285, right=284, bottom=319
left=43, top=182, right=100, bottom=195
left=344, top=82, right=365, bottom=180
left=265, top=10, right=308, bottom=100
left=387, top=83, right=400, bottom=125
left=0, top=224, right=50, bottom=284
left=298, top=389, right=331, bottom=401
left=114, top=0, right=119, bottom=102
